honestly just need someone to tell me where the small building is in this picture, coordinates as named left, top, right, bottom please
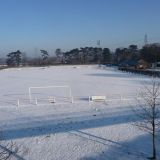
left=137, top=59, right=150, bottom=69
left=119, top=59, right=138, bottom=68
left=151, top=62, right=160, bottom=69
left=119, top=59, right=149, bottom=69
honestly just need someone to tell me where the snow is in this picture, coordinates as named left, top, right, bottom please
left=0, top=65, right=159, bottom=160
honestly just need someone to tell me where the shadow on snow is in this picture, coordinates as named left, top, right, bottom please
left=79, top=133, right=160, bottom=160
left=2, top=108, right=140, bottom=140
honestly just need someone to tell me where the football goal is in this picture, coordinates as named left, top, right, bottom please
left=28, top=85, right=72, bottom=104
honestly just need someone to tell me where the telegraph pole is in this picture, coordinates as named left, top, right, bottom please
left=144, top=34, right=148, bottom=46
left=97, top=40, right=101, bottom=47
left=97, top=40, right=102, bottom=64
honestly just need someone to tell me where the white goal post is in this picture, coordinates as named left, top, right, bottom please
left=28, top=85, right=72, bottom=103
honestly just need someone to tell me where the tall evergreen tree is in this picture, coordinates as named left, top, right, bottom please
left=6, top=50, right=22, bottom=66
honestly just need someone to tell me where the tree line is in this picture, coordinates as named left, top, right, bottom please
left=3, top=43, right=160, bottom=67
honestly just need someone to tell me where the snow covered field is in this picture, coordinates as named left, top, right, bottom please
left=0, top=65, right=159, bottom=160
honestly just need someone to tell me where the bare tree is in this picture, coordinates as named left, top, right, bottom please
left=0, top=141, right=19, bottom=160
left=0, top=132, right=20, bottom=160
left=55, top=48, right=64, bottom=63
left=134, top=79, right=160, bottom=160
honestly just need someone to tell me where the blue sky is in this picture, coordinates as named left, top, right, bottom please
left=0, top=0, right=160, bottom=56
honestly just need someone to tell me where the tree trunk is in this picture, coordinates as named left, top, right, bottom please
left=152, top=125, right=156, bottom=160
left=152, top=100, right=156, bottom=160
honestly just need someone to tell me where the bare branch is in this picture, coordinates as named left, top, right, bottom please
left=133, top=78, right=160, bottom=159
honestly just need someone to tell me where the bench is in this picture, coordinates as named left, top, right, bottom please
left=48, top=97, right=56, bottom=103
left=89, top=96, right=106, bottom=102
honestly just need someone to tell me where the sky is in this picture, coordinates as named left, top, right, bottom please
left=0, top=0, right=160, bottom=56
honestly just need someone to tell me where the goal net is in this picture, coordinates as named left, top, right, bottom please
left=28, top=85, right=72, bottom=104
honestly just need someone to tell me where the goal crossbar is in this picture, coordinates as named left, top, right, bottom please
left=29, top=85, right=72, bottom=102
